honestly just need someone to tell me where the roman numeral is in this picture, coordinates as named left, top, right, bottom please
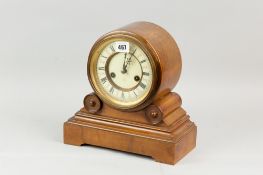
left=98, top=67, right=105, bottom=70
left=140, top=60, right=146, bottom=64
left=100, top=77, right=107, bottom=84
left=139, top=82, right=146, bottom=89
left=110, top=86, right=114, bottom=94
left=133, top=91, right=137, bottom=97
left=142, top=72, right=149, bottom=76
left=121, top=91, right=125, bottom=99
left=131, top=48, right=137, bottom=55
left=110, top=45, right=115, bottom=52
left=101, top=55, right=108, bottom=59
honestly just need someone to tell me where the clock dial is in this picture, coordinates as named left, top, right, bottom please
left=93, top=40, right=154, bottom=109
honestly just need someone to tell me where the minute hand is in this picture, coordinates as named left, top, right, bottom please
left=124, top=48, right=137, bottom=70
left=121, top=53, right=127, bottom=73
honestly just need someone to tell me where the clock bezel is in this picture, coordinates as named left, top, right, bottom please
left=87, top=31, right=161, bottom=111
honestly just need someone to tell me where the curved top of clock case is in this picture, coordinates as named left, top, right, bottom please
left=88, top=21, right=182, bottom=111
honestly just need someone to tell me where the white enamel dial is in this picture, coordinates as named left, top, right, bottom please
left=95, top=41, right=153, bottom=107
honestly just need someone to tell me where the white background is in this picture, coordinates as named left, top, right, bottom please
left=0, top=0, right=263, bottom=174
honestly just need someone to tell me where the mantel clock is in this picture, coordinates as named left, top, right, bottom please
left=64, top=22, right=197, bottom=165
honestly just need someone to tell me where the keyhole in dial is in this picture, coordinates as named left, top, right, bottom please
left=110, top=72, right=116, bottom=78
left=134, top=75, right=140, bottom=81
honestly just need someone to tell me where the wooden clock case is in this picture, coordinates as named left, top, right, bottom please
left=64, top=22, right=197, bottom=165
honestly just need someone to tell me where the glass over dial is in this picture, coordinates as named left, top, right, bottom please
left=92, top=40, right=153, bottom=109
